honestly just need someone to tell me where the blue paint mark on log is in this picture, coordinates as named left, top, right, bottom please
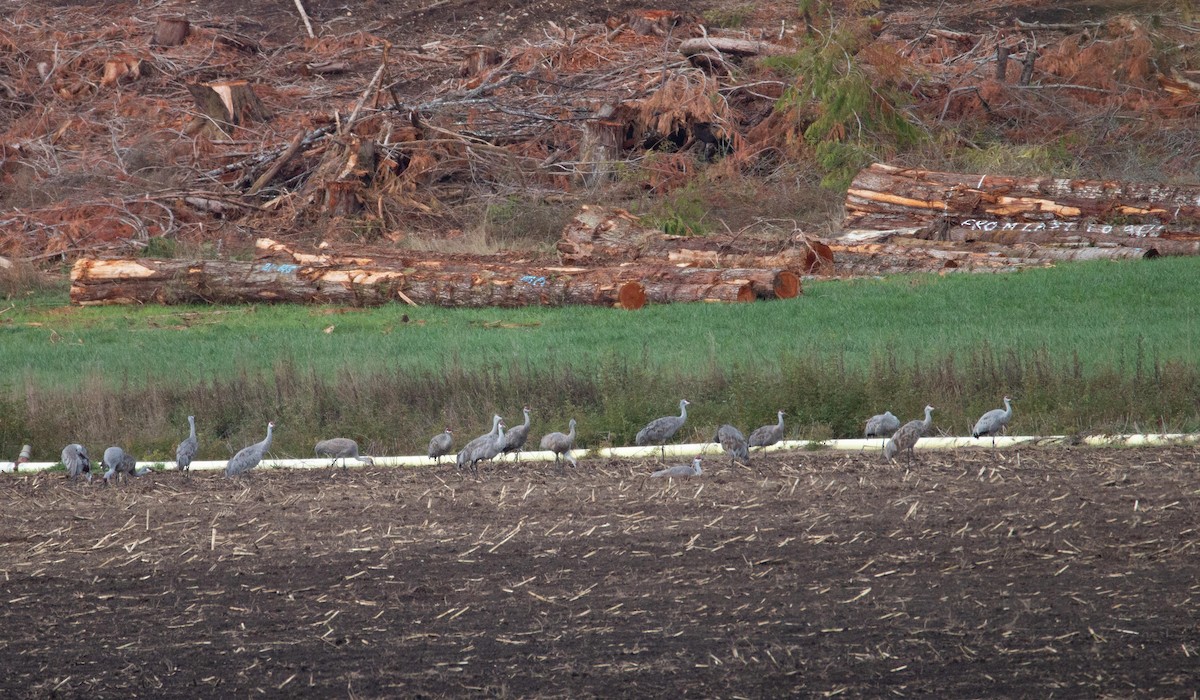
left=258, top=262, right=300, bottom=274
left=520, top=275, right=548, bottom=286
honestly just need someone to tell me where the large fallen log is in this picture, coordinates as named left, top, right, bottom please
left=935, top=223, right=1200, bottom=256
left=69, top=258, right=771, bottom=308
left=845, top=163, right=1200, bottom=240
left=557, top=205, right=833, bottom=273
left=255, top=237, right=801, bottom=299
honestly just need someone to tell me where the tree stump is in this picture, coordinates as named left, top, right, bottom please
left=101, top=54, right=148, bottom=88
left=460, top=47, right=502, bottom=78
left=185, top=80, right=270, bottom=139
left=152, top=18, right=190, bottom=47
left=323, top=181, right=363, bottom=217
left=577, top=104, right=627, bottom=187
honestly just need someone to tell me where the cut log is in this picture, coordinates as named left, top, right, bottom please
left=70, top=258, right=776, bottom=308
left=152, top=18, right=190, bottom=47
left=186, top=80, right=270, bottom=139
left=255, top=238, right=801, bottom=300
left=677, top=38, right=788, bottom=58
left=938, top=225, right=1200, bottom=256
left=844, top=163, right=1200, bottom=239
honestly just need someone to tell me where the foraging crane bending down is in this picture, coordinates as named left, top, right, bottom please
left=713, top=424, right=749, bottom=466
left=101, top=446, right=150, bottom=484
left=314, top=438, right=375, bottom=469
left=61, top=444, right=92, bottom=482
left=428, top=429, right=454, bottom=465
left=539, top=419, right=578, bottom=468
left=651, top=457, right=703, bottom=478
left=636, top=399, right=690, bottom=461
left=500, top=406, right=532, bottom=462
left=459, top=418, right=506, bottom=477
left=175, top=415, right=198, bottom=476
left=883, top=406, right=935, bottom=462
left=748, top=411, right=785, bottom=450
left=225, top=421, right=275, bottom=477
left=457, top=415, right=501, bottom=473
left=972, top=396, right=1013, bottom=447
left=864, top=411, right=901, bottom=438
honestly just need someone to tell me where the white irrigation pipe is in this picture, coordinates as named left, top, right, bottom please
left=4, top=433, right=1199, bottom=474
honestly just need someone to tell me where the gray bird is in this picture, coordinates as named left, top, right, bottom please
left=100, top=446, right=150, bottom=484
left=500, top=406, right=532, bottom=462
left=883, top=406, right=934, bottom=462
left=314, top=437, right=374, bottom=469
left=864, top=411, right=901, bottom=438
left=748, top=411, right=785, bottom=449
left=428, top=429, right=454, bottom=465
left=539, top=419, right=578, bottom=468
left=61, top=443, right=92, bottom=482
left=457, top=415, right=505, bottom=477
left=635, top=399, right=690, bottom=461
left=457, top=415, right=500, bottom=470
left=651, top=457, right=703, bottom=478
left=713, top=424, right=749, bottom=466
left=225, top=421, right=275, bottom=477
left=175, top=415, right=198, bottom=476
left=972, top=396, right=1013, bottom=446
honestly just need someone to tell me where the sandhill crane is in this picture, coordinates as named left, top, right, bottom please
left=883, top=406, right=934, bottom=463
left=972, top=396, right=1013, bottom=447
left=636, top=399, right=690, bottom=461
left=864, top=410, right=901, bottom=452
left=226, top=421, right=275, bottom=477
left=651, top=457, right=702, bottom=478
left=457, top=415, right=501, bottom=472
left=713, top=424, right=749, bottom=466
left=458, top=418, right=506, bottom=477
left=100, top=446, right=150, bottom=484
left=175, top=415, right=198, bottom=476
left=749, top=411, right=785, bottom=450
left=500, top=406, right=532, bottom=462
left=314, top=437, right=375, bottom=469
left=539, top=419, right=577, bottom=468
left=428, top=429, right=453, bottom=465
left=864, top=411, right=901, bottom=438
left=61, top=444, right=91, bottom=482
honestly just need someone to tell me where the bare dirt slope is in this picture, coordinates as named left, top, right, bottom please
left=2, top=447, right=1197, bottom=697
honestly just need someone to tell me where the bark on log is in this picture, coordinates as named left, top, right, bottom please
left=186, top=80, right=269, bottom=138
left=152, top=18, right=190, bottom=47
left=844, top=163, right=1200, bottom=239
left=558, top=205, right=833, bottom=273
left=936, top=225, right=1200, bottom=255
left=70, top=258, right=772, bottom=308
left=677, top=37, right=787, bottom=58
left=827, top=242, right=1054, bottom=271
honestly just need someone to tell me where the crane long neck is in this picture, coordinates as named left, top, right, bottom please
left=262, top=425, right=274, bottom=450
left=1003, top=398, right=1013, bottom=418
left=521, top=410, right=530, bottom=428
left=922, top=408, right=933, bottom=429
left=679, top=402, right=688, bottom=420
left=188, top=418, right=196, bottom=439
left=567, top=421, right=576, bottom=440
left=491, top=415, right=502, bottom=436
left=776, top=412, right=785, bottom=429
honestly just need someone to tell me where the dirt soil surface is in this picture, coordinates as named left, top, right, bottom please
left=2, top=447, right=1198, bottom=697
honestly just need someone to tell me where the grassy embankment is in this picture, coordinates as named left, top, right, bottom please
left=2, top=258, right=1198, bottom=462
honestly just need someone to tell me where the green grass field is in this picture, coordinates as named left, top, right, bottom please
left=3, top=258, right=1199, bottom=461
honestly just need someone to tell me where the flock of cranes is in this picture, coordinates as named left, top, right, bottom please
left=54, top=397, right=1014, bottom=483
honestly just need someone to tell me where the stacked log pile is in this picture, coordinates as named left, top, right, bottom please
left=834, top=163, right=1200, bottom=272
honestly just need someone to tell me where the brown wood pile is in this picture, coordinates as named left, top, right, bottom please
left=833, top=163, right=1198, bottom=273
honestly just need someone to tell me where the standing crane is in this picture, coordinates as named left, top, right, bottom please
left=100, top=446, right=150, bottom=484
left=427, top=428, right=454, bottom=465
left=883, top=406, right=935, bottom=463
left=175, top=415, right=198, bottom=477
left=500, top=406, right=532, bottom=463
left=636, top=399, right=690, bottom=461
left=314, top=437, right=375, bottom=469
left=225, top=421, right=275, bottom=477
left=863, top=410, right=901, bottom=452
left=457, top=416, right=501, bottom=472
left=651, top=457, right=703, bottom=478
left=539, top=419, right=578, bottom=469
left=61, top=444, right=92, bottom=483
left=972, top=396, right=1013, bottom=447
left=713, top=424, right=749, bottom=466
left=748, top=411, right=785, bottom=450
left=458, top=417, right=506, bottom=477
